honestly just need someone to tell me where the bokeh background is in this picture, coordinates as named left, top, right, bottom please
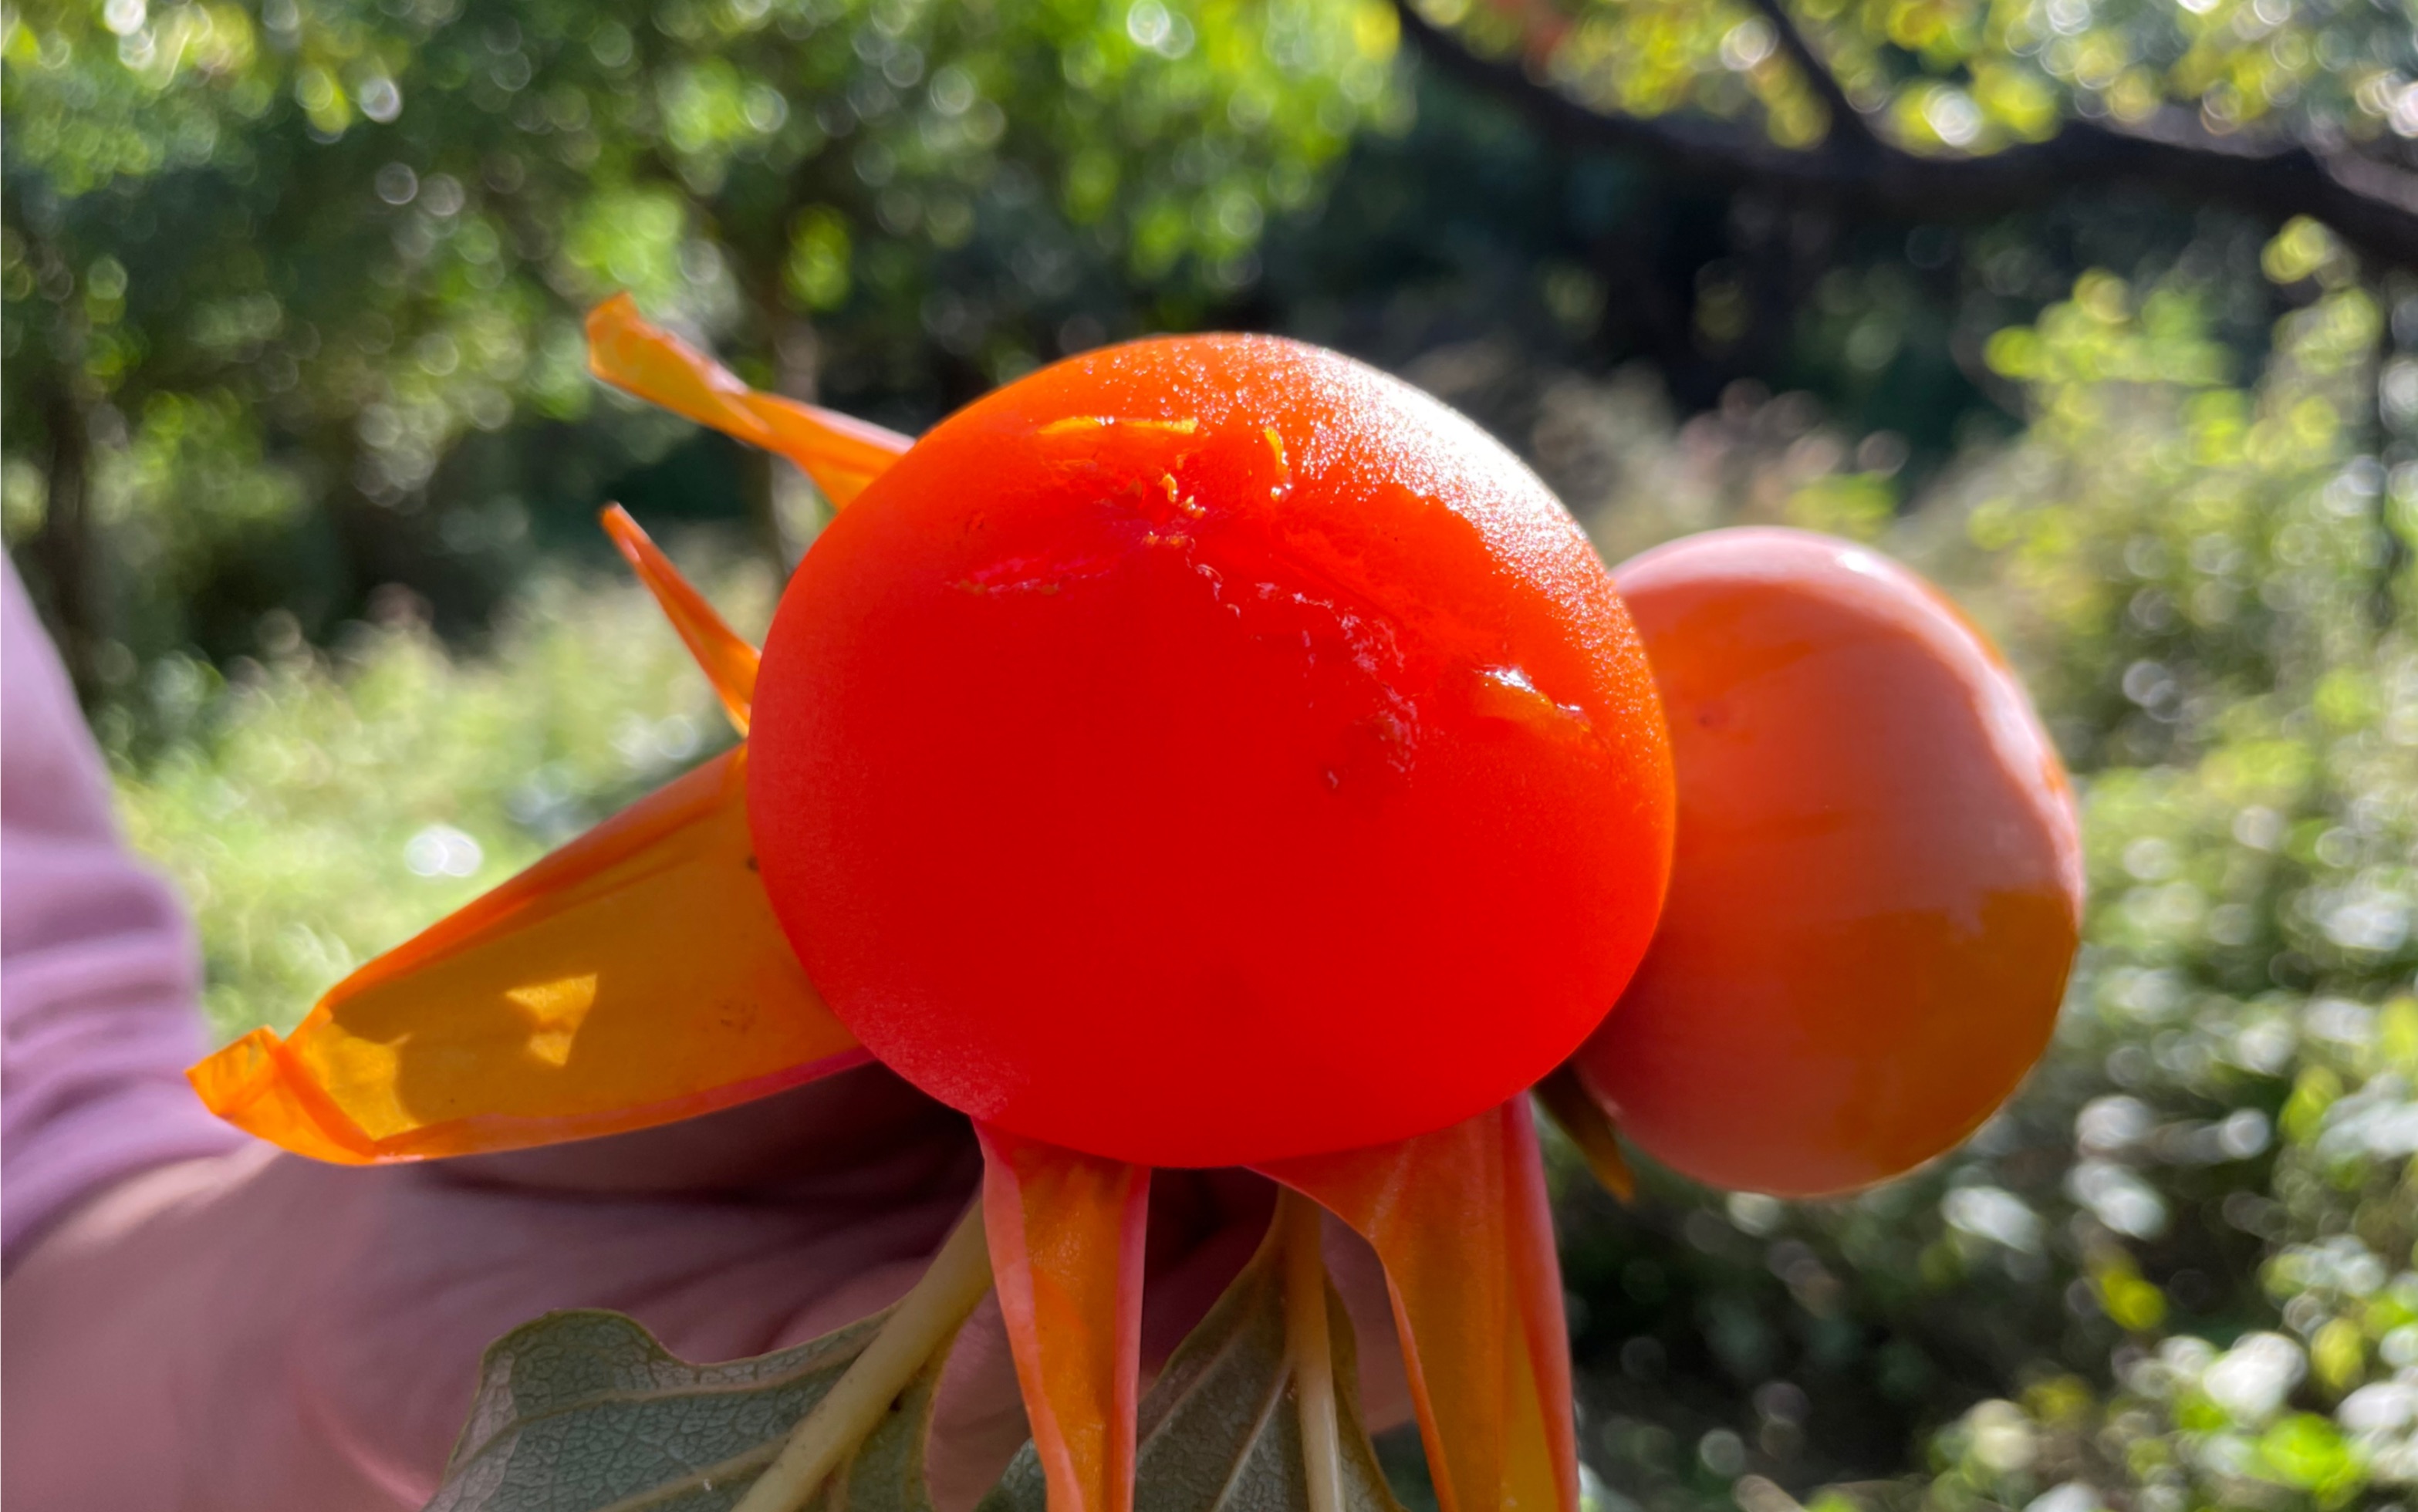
left=7, top=1, right=2418, bottom=1507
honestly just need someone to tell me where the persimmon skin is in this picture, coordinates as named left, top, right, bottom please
left=1574, top=528, right=2082, bottom=1197
left=749, top=334, right=1674, bottom=1168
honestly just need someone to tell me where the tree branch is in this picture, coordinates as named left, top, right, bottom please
left=1737, top=0, right=1877, bottom=154
left=1390, top=0, right=2418, bottom=268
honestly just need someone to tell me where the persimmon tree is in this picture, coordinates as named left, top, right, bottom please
left=0, top=0, right=1401, bottom=690
left=1391, top=0, right=2418, bottom=264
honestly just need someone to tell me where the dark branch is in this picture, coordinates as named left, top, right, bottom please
left=1390, top=0, right=2418, bottom=268
left=1737, top=0, right=1877, bottom=153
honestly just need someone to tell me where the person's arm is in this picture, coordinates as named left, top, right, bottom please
left=0, top=572, right=999, bottom=1508
left=0, top=557, right=245, bottom=1269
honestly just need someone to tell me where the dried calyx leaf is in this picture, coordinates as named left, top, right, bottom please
left=1533, top=1065, right=1636, bottom=1203
left=981, top=1196, right=1404, bottom=1512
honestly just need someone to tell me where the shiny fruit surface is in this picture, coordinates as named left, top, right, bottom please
left=749, top=334, right=1675, bottom=1167
left=1574, top=527, right=2082, bottom=1196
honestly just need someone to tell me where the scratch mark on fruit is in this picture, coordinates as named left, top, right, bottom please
left=1474, top=665, right=1599, bottom=751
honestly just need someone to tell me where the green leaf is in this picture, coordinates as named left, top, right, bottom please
left=979, top=1220, right=1407, bottom=1512
left=807, top=1343, right=955, bottom=1512
left=2255, top=1412, right=2362, bottom=1502
left=424, top=1305, right=955, bottom=1512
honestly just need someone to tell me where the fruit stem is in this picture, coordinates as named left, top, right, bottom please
left=1281, top=1190, right=1345, bottom=1512
left=1535, top=1065, right=1637, bottom=1202
left=733, top=1199, right=993, bottom=1512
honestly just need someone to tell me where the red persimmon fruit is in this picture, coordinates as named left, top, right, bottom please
left=749, top=334, right=1675, bottom=1167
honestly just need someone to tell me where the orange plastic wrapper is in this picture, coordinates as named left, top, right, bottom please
left=978, top=1122, right=1150, bottom=1512
left=600, top=504, right=761, bottom=733
left=1259, top=1098, right=1579, bottom=1512
left=586, top=294, right=911, bottom=508
left=188, top=747, right=867, bottom=1163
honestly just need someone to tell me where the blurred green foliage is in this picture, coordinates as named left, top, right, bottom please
left=109, top=559, right=764, bottom=1041
left=1532, top=221, right=2418, bottom=1512
left=2, top=0, right=1400, bottom=681
left=1437, top=0, right=2418, bottom=155
left=13, top=2, right=2418, bottom=1511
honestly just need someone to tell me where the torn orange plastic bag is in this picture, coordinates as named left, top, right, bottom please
left=188, top=746, right=867, bottom=1163
left=586, top=294, right=912, bottom=508
left=600, top=504, right=760, bottom=734
left=978, top=1122, right=1149, bottom=1512
left=1258, top=1099, right=1579, bottom=1512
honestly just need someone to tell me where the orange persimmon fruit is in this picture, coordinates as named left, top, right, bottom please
left=748, top=333, right=1677, bottom=1169
left=1572, top=527, right=2083, bottom=1196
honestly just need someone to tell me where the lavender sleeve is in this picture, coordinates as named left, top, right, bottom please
left=2, top=556, right=243, bottom=1268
